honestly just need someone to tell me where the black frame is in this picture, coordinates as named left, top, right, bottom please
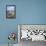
left=6, top=5, right=16, bottom=19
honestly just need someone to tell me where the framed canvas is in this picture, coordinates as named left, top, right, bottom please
left=6, top=5, right=16, bottom=19
left=18, top=24, right=46, bottom=41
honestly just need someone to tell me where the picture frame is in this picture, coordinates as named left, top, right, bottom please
left=6, top=5, right=16, bottom=19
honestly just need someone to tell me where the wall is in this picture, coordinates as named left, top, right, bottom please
left=0, top=0, right=46, bottom=44
left=17, top=0, right=46, bottom=24
left=0, top=0, right=18, bottom=44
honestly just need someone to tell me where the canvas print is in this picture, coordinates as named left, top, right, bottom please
left=18, top=24, right=46, bottom=46
left=18, top=25, right=46, bottom=41
left=6, top=5, right=16, bottom=19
